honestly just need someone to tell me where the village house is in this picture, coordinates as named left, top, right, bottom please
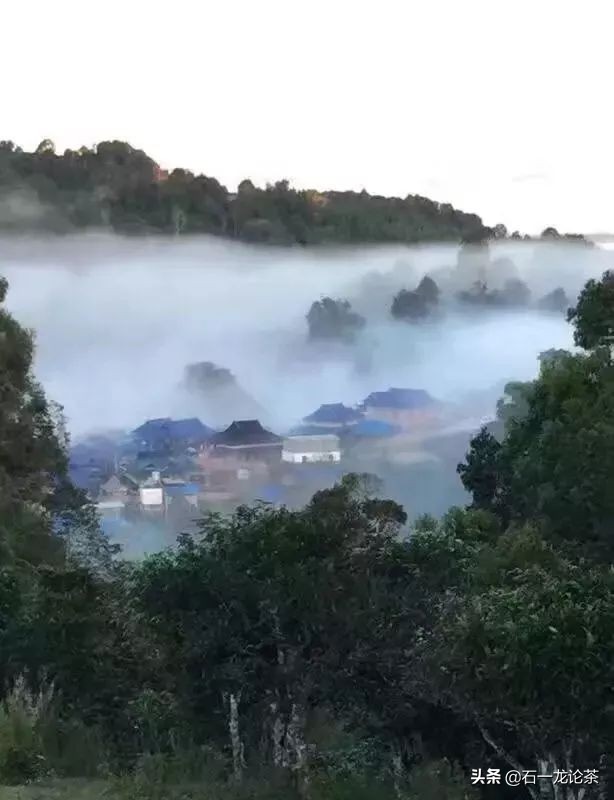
left=209, top=420, right=282, bottom=464
left=161, top=479, right=200, bottom=513
left=99, top=474, right=129, bottom=498
left=361, top=388, right=438, bottom=430
left=139, top=471, right=165, bottom=514
left=302, top=403, right=364, bottom=431
left=132, top=417, right=213, bottom=455
left=282, top=434, right=341, bottom=464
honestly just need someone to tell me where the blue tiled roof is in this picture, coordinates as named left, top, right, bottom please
left=304, top=403, right=364, bottom=424
left=351, top=419, right=401, bottom=438
left=132, top=417, right=213, bottom=445
left=164, top=483, right=200, bottom=497
left=169, top=418, right=214, bottom=440
left=362, top=388, right=435, bottom=410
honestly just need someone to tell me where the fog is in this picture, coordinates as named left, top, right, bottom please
left=1, top=234, right=610, bottom=443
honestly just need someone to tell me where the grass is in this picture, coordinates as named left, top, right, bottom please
left=0, top=779, right=115, bottom=800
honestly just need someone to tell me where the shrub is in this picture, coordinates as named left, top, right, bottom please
left=0, top=674, right=55, bottom=783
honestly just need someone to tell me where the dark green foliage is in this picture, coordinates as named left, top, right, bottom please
left=456, top=428, right=509, bottom=520
left=391, top=289, right=430, bottom=321
left=0, top=140, right=496, bottom=243
left=307, top=297, right=366, bottom=342
left=391, top=276, right=440, bottom=322
left=567, top=269, right=614, bottom=350
left=456, top=278, right=531, bottom=309
left=459, top=305, right=614, bottom=560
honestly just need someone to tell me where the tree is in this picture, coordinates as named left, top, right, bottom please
left=567, top=270, right=614, bottom=350
left=391, top=276, right=440, bottom=322
left=391, top=289, right=430, bottom=321
left=35, top=139, right=55, bottom=155
left=459, top=337, right=614, bottom=560
left=133, top=475, right=408, bottom=780
left=456, top=428, right=509, bottom=520
left=181, top=361, right=266, bottom=426
left=0, top=139, right=501, bottom=243
left=415, top=276, right=440, bottom=305
left=420, top=528, right=614, bottom=800
left=499, top=278, right=531, bottom=307
left=456, top=281, right=492, bottom=307
left=494, top=380, right=533, bottom=433
left=537, top=287, right=569, bottom=313
left=306, top=297, right=366, bottom=343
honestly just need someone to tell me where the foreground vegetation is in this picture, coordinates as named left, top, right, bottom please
left=2, top=269, right=614, bottom=799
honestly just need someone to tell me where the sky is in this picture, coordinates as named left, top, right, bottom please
left=2, top=0, right=613, bottom=234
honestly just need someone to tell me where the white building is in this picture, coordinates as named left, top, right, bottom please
left=139, top=471, right=164, bottom=510
left=282, top=434, right=341, bottom=464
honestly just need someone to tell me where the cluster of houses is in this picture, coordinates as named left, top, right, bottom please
left=69, top=387, right=443, bottom=534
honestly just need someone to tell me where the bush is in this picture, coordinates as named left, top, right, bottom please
left=0, top=675, right=55, bottom=784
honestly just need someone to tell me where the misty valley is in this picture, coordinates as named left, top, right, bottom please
left=0, top=234, right=602, bottom=556
left=2, top=140, right=614, bottom=800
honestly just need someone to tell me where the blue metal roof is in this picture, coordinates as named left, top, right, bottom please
left=304, top=403, right=364, bottom=424
left=351, top=419, right=401, bottom=438
left=362, top=388, right=435, bottom=410
left=164, top=483, right=200, bottom=497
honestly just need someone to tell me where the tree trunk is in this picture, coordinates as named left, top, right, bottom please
left=228, top=692, right=245, bottom=783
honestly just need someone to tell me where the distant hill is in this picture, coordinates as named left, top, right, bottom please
left=0, top=138, right=496, bottom=244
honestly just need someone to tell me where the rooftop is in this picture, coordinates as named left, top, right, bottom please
left=362, top=388, right=435, bottom=410
left=164, top=482, right=200, bottom=497
left=132, top=417, right=214, bottom=444
left=303, top=403, right=364, bottom=425
left=211, top=420, right=281, bottom=447
left=350, top=418, right=401, bottom=438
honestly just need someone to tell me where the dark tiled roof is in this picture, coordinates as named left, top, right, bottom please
left=211, top=420, right=281, bottom=447
left=133, top=418, right=172, bottom=437
left=362, top=388, right=435, bottom=410
left=304, top=403, right=364, bottom=424
left=132, top=417, right=213, bottom=446
left=169, top=418, right=214, bottom=441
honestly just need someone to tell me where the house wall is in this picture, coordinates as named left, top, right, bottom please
left=214, top=443, right=282, bottom=463
left=140, top=487, right=163, bottom=506
left=282, top=450, right=341, bottom=464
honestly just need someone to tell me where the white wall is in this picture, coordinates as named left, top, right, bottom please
left=140, top=487, right=164, bottom=506
left=282, top=450, right=341, bottom=464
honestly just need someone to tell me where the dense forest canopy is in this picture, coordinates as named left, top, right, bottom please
left=0, top=139, right=492, bottom=243
left=0, top=138, right=588, bottom=246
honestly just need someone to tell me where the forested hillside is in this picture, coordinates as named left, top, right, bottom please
left=1, top=269, right=614, bottom=800
left=0, top=139, right=494, bottom=243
